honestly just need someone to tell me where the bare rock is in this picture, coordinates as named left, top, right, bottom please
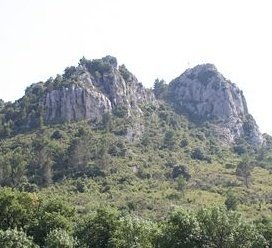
left=43, top=56, right=156, bottom=123
left=168, top=64, right=263, bottom=146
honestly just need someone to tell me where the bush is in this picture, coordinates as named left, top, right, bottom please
left=0, top=228, right=37, bottom=248
left=0, top=188, right=39, bottom=231
left=30, top=198, right=75, bottom=246
left=119, top=64, right=132, bottom=81
left=75, top=208, right=119, bottom=248
left=159, top=209, right=201, bottom=247
left=234, top=144, right=247, bottom=155
left=179, top=138, right=189, bottom=148
left=172, top=165, right=191, bottom=181
left=225, top=163, right=236, bottom=169
left=63, top=66, right=77, bottom=79
left=197, top=207, right=266, bottom=247
left=191, top=147, right=205, bottom=160
left=176, top=176, right=187, bottom=191
left=163, top=130, right=176, bottom=149
left=225, top=191, right=240, bottom=210
left=236, top=160, right=253, bottom=188
left=45, top=229, right=76, bottom=248
left=191, top=148, right=212, bottom=163
left=113, top=216, right=158, bottom=248
left=153, top=79, right=168, bottom=99
left=51, top=130, right=63, bottom=140
left=113, top=107, right=128, bottom=118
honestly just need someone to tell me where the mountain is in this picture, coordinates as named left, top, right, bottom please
left=168, top=63, right=263, bottom=147
left=0, top=56, right=263, bottom=148
left=1, top=55, right=272, bottom=222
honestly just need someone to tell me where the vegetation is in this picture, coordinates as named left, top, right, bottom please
left=0, top=189, right=271, bottom=247
left=1, top=58, right=272, bottom=246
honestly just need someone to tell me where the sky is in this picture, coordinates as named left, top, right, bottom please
left=0, top=0, right=272, bottom=134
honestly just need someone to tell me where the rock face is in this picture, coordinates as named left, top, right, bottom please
left=168, top=64, right=263, bottom=146
left=44, top=85, right=112, bottom=122
left=43, top=56, right=156, bottom=123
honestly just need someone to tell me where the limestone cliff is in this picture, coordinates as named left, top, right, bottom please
left=43, top=56, right=156, bottom=123
left=0, top=57, right=264, bottom=148
left=168, top=64, right=263, bottom=146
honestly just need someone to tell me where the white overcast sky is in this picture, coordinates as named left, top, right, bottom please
left=0, top=0, right=271, bottom=134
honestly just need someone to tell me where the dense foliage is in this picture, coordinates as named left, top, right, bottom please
left=0, top=188, right=271, bottom=247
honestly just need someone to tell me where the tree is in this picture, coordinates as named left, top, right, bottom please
left=224, top=191, right=240, bottom=211
left=113, top=216, right=158, bottom=248
left=0, top=147, right=28, bottom=187
left=236, top=159, right=253, bottom=188
left=30, top=198, right=75, bottom=246
left=172, top=165, right=191, bottom=180
left=30, top=136, right=54, bottom=186
left=0, top=188, right=39, bottom=231
left=158, top=207, right=267, bottom=248
left=45, top=228, right=76, bottom=248
left=0, top=99, right=4, bottom=108
left=153, top=79, right=168, bottom=99
left=197, top=207, right=265, bottom=248
left=119, top=64, right=132, bottom=81
left=176, top=176, right=187, bottom=192
left=63, top=66, right=77, bottom=79
left=102, top=112, right=113, bottom=132
left=191, top=147, right=205, bottom=161
left=159, top=209, right=201, bottom=248
left=67, top=136, right=93, bottom=176
left=0, top=228, right=37, bottom=248
left=75, top=208, right=119, bottom=248
left=163, top=130, right=176, bottom=149
left=256, top=216, right=272, bottom=247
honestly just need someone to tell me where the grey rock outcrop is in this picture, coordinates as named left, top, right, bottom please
left=44, top=85, right=112, bottom=122
left=168, top=64, right=263, bottom=146
left=43, top=56, right=156, bottom=123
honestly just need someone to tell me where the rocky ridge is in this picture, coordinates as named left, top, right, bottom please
left=168, top=64, right=263, bottom=146
left=0, top=56, right=264, bottom=147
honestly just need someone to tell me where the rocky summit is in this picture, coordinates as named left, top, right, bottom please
left=43, top=56, right=156, bottom=123
left=168, top=63, right=263, bottom=146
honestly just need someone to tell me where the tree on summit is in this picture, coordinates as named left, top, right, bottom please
left=153, top=79, right=168, bottom=99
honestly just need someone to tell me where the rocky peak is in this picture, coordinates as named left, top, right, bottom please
left=185, top=64, right=226, bottom=87
left=168, top=64, right=263, bottom=146
left=43, top=56, right=156, bottom=123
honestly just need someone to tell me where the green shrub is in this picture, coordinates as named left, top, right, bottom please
left=234, top=144, right=247, bottom=155
left=191, top=147, right=205, bottom=160
left=172, top=165, right=191, bottom=181
left=179, top=138, right=189, bottom=148
left=0, top=188, right=39, bottom=231
left=113, top=216, right=158, bottom=248
left=75, top=208, right=119, bottom=248
left=45, top=228, right=76, bottom=248
left=225, top=191, right=240, bottom=210
left=0, top=228, right=37, bottom=248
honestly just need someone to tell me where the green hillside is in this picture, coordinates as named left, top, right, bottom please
left=1, top=57, right=272, bottom=247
